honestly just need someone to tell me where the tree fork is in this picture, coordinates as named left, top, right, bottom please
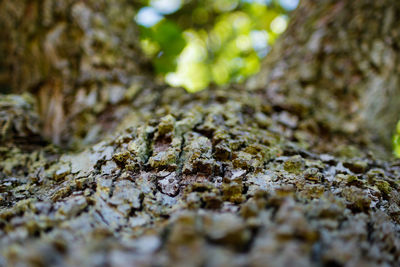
left=0, top=0, right=400, bottom=266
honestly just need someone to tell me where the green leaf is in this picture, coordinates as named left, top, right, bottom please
left=140, top=21, right=186, bottom=73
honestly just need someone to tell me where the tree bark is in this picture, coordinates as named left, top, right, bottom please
left=249, top=0, right=400, bottom=155
left=1, top=0, right=400, bottom=266
left=0, top=0, right=151, bottom=145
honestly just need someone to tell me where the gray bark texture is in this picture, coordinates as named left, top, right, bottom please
left=1, top=0, right=400, bottom=266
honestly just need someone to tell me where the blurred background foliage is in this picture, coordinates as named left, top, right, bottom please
left=393, top=121, right=400, bottom=157
left=135, top=0, right=299, bottom=92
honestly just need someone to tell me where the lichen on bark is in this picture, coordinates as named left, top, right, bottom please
left=1, top=87, right=400, bottom=266
left=1, top=0, right=400, bottom=266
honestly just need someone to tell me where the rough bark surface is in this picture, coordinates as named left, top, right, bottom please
left=1, top=0, right=400, bottom=266
left=0, top=0, right=150, bottom=145
left=249, top=0, right=400, bottom=155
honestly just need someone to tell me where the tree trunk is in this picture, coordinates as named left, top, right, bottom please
left=1, top=0, right=400, bottom=266
left=0, top=0, right=151, bottom=145
left=249, top=0, right=400, bottom=155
